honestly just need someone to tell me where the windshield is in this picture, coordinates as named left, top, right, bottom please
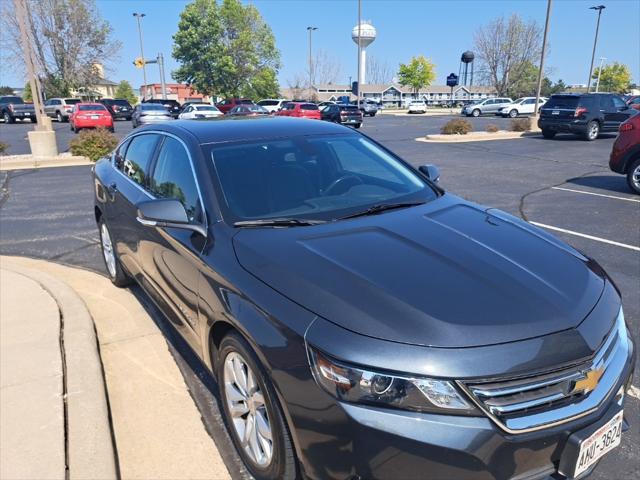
left=513, top=98, right=526, bottom=104
left=208, top=134, right=438, bottom=223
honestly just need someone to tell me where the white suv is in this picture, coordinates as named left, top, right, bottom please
left=408, top=101, right=427, bottom=114
left=257, top=99, right=288, bottom=113
left=499, top=97, right=547, bottom=118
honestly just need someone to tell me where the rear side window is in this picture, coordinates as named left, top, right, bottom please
left=301, top=104, right=319, bottom=110
left=239, top=99, right=253, bottom=105
left=150, top=137, right=202, bottom=223
left=122, top=134, right=160, bottom=187
left=545, top=96, right=579, bottom=109
left=612, top=96, right=626, bottom=109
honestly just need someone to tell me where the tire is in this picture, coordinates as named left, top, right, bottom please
left=31, top=116, right=37, bottom=123
left=542, top=128, right=556, bottom=139
left=109, top=126, right=115, bottom=133
left=353, top=123, right=361, bottom=129
left=472, top=109, right=480, bottom=117
left=3, top=111, right=14, bottom=124
left=73, top=126, right=79, bottom=133
left=98, top=219, right=132, bottom=287
left=509, top=109, right=518, bottom=118
left=217, top=333, right=297, bottom=480
left=626, top=158, right=640, bottom=195
left=56, top=111, right=63, bottom=123
left=584, top=121, right=599, bottom=141
left=126, top=116, right=132, bottom=121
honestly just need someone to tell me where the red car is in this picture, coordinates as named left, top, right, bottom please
left=609, top=113, right=640, bottom=194
left=216, top=98, right=253, bottom=114
left=276, top=102, right=321, bottom=120
left=626, top=95, right=640, bottom=111
left=69, top=103, right=114, bottom=133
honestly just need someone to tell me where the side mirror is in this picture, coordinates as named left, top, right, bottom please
left=419, top=164, right=441, bottom=183
left=136, top=199, right=206, bottom=237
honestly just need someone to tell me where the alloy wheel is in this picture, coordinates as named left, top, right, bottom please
left=100, top=223, right=117, bottom=278
left=588, top=122, right=599, bottom=140
left=509, top=109, right=518, bottom=118
left=57, top=112, right=63, bottom=122
left=223, top=351, right=273, bottom=467
left=472, top=109, right=480, bottom=117
left=632, top=164, right=640, bottom=192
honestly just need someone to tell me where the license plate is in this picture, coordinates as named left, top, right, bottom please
left=91, top=115, right=99, bottom=119
left=552, top=110, right=560, bottom=115
left=573, top=410, right=623, bottom=477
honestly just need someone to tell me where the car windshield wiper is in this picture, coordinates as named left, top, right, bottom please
left=233, top=217, right=327, bottom=228
left=338, top=201, right=426, bottom=220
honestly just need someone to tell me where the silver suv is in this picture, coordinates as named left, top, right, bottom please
left=462, top=97, right=513, bottom=117
left=359, top=99, right=379, bottom=117
left=44, top=98, right=81, bottom=122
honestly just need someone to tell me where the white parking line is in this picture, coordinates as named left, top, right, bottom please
left=551, top=186, right=640, bottom=203
left=529, top=222, right=640, bottom=252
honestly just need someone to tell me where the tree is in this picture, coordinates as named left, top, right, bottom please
left=0, top=86, right=14, bottom=95
left=23, top=83, right=32, bottom=101
left=540, top=77, right=566, bottom=97
left=592, top=62, right=632, bottom=93
left=507, top=61, right=538, bottom=98
left=367, top=55, right=394, bottom=84
left=172, top=0, right=281, bottom=99
left=397, top=55, right=436, bottom=96
left=474, top=14, right=543, bottom=96
left=1, top=0, right=121, bottom=96
left=114, top=80, right=138, bottom=105
left=311, top=50, right=342, bottom=86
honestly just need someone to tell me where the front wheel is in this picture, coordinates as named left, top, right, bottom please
left=3, top=111, right=14, bottom=124
left=472, top=109, right=480, bottom=117
left=217, top=333, right=298, bottom=480
left=626, top=158, right=640, bottom=194
left=585, top=121, right=600, bottom=141
left=98, top=219, right=132, bottom=287
left=509, top=109, right=518, bottom=118
left=56, top=112, right=63, bottom=123
left=353, top=123, right=361, bottom=129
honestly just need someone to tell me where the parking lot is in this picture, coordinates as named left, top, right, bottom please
left=1, top=113, right=638, bottom=479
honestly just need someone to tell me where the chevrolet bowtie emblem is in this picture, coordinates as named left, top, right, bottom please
left=571, top=368, right=604, bottom=395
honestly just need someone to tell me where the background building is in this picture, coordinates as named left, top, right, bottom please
left=139, top=83, right=211, bottom=103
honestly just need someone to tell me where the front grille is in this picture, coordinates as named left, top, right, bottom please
left=459, top=309, right=629, bottom=434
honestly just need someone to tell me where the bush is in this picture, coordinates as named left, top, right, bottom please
left=440, top=119, right=473, bottom=135
left=486, top=124, right=499, bottom=133
left=69, top=128, right=118, bottom=162
left=0, top=141, right=8, bottom=155
left=510, top=118, right=532, bottom=132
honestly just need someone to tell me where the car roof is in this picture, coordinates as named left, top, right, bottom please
left=146, top=117, right=354, bottom=145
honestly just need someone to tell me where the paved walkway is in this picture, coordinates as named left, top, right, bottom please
left=1, top=256, right=230, bottom=480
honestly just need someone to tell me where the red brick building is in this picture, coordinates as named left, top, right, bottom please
left=139, top=83, right=212, bottom=103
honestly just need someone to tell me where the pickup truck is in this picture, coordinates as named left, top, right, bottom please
left=1, top=96, right=36, bottom=123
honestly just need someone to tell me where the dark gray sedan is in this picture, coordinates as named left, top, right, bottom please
left=93, top=117, right=634, bottom=480
left=131, top=103, right=172, bottom=128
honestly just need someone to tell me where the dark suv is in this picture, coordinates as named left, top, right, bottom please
left=142, top=98, right=182, bottom=118
left=539, top=93, right=636, bottom=141
left=98, top=98, right=134, bottom=120
left=320, top=103, right=363, bottom=128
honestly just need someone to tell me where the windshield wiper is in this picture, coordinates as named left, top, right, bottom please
left=338, top=201, right=426, bottom=220
left=233, top=217, right=326, bottom=228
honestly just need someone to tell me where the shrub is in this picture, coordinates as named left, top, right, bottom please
left=486, top=124, right=499, bottom=133
left=69, top=128, right=118, bottom=162
left=440, top=118, right=473, bottom=135
left=510, top=118, right=532, bottom=132
left=0, top=141, right=8, bottom=155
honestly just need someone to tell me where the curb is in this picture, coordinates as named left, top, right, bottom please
left=2, top=262, right=118, bottom=480
left=0, top=154, right=92, bottom=171
left=417, top=130, right=540, bottom=143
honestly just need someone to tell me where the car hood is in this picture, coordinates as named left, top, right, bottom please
left=232, top=196, right=605, bottom=348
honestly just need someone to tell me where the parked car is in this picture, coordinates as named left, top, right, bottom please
left=226, top=104, right=270, bottom=117
left=44, top=97, right=81, bottom=122
left=320, top=103, right=362, bottom=128
left=626, top=95, right=640, bottom=111
left=462, top=97, right=513, bottom=117
left=539, top=93, right=636, bottom=141
left=98, top=98, right=134, bottom=121
left=408, top=100, right=427, bottom=114
left=609, top=114, right=640, bottom=194
left=276, top=102, right=321, bottom=119
left=69, top=103, right=113, bottom=133
left=178, top=104, right=223, bottom=119
left=142, top=98, right=182, bottom=118
left=0, top=96, right=36, bottom=123
left=216, top=98, right=254, bottom=114
left=131, top=103, right=173, bottom=128
left=257, top=99, right=288, bottom=113
left=93, top=118, right=634, bottom=480
left=499, top=97, right=547, bottom=118
left=359, top=99, right=379, bottom=117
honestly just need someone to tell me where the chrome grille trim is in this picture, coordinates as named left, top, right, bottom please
left=458, top=308, right=629, bottom=434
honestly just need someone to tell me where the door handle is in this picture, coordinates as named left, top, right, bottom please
left=107, top=182, right=118, bottom=195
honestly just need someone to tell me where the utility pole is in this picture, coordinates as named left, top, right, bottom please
left=145, top=54, right=167, bottom=100
left=533, top=0, right=552, bottom=127
left=14, top=0, right=57, bottom=157
left=586, top=5, right=605, bottom=92
left=356, top=0, right=361, bottom=109
left=307, top=26, right=317, bottom=99
left=595, top=57, right=606, bottom=92
left=133, top=13, right=148, bottom=99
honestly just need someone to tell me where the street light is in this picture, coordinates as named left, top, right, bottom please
left=586, top=5, right=605, bottom=92
left=307, top=26, right=317, bottom=97
left=133, top=13, right=148, bottom=99
left=595, top=57, right=606, bottom=92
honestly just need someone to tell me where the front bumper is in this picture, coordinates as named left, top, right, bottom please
left=11, top=111, right=35, bottom=119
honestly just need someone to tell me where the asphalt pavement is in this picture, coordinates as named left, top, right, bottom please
left=1, top=113, right=638, bottom=479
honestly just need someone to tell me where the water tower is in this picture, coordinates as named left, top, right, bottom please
left=352, top=21, right=376, bottom=85
left=459, top=51, right=475, bottom=86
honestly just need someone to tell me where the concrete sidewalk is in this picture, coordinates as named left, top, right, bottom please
left=1, top=256, right=230, bottom=480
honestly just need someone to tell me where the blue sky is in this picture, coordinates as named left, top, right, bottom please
left=4, top=0, right=639, bottom=89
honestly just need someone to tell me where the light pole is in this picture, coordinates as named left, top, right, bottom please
left=133, top=13, right=148, bottom=99
left=595, top=57, right=606, bottom=92
left=586, top=5, right=605, bottom=92
left=533, top=0, right=552, bottom=127
left=307, top=26, right=317, bottom=98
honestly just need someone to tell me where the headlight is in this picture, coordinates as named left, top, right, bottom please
left=308, top=347, right=478, bottom=415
